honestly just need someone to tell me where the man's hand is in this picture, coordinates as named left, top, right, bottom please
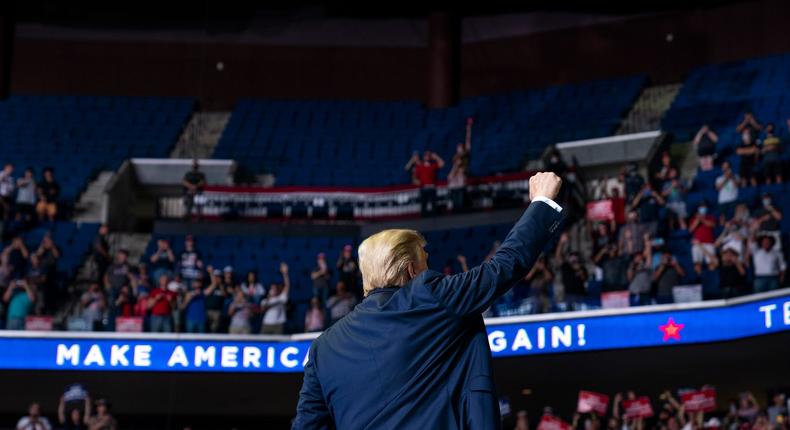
left=529, top=172, right=562, bottom=201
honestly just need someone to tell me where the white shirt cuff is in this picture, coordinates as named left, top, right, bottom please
left=532, top=196, right=563, bottom=213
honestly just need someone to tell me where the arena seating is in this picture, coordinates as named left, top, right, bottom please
left=143, top=234, right=358, bottom=302
left=663, top=52, right=790, bottom=146
left=0, top=95, right=194, bottom=204
left=214, top=76, right=646, bottom=186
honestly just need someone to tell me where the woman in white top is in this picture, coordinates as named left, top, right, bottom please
left=240, top=270, right=266, bottom=303
left=260, top=263, right=290, bottom=335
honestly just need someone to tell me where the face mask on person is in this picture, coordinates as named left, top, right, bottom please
left=698, top=206, right=708, bottom=215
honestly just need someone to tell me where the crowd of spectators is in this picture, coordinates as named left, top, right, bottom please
left=0, top=233, right=62, bottom=329
left=496, top=113, right=788, bottom=315
left=0, top=164, right=62, bottom=231
left=17, top=384, right=116, bottom=430
left=405, top=118, right=473, bottom=215
left=508, top=389, right=787, bottom=430
left=72, top=234, right=360, bottom=334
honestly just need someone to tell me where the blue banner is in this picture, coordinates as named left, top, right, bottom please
left=0, top=291, right=787, bottom=373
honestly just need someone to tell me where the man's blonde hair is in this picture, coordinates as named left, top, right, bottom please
left=358, top=229, right=426, bottom=296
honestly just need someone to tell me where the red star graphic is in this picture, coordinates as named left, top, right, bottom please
left=659, top=318, right=684, bottom=342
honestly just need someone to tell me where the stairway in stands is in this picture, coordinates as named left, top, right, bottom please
left=616, top=84, right=682, bottom=134
left=72, top=171, right=114, bottom=223
left=170, top=111, right=231, bottom=159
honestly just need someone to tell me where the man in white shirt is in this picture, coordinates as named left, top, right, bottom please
left=749, top=235, right=786, bottom=292
left=715, top=161, right=739, bottom=221
left=16, top=402, right=52, bottom=430
left=260, top=262, right=290, bottom=334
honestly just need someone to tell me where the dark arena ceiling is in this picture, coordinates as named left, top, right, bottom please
left=9, top=0, right=751, bottom=31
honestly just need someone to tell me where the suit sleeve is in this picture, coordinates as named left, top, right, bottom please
left=427, top=201, right=563, bottom=317
left=292, top=344, right=334, bottom=430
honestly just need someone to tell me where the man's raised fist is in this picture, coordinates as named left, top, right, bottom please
left=529, top=172, right=562, bottom=202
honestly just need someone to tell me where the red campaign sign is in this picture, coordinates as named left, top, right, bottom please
left=25, top=316, right=53, bottom=331
left=623, top=397, right=654, bottom=419
left=586, top=200, right=614, bottom=221
left=578, top=391, right=610, bottom=416
left=537, top=415, right=571, bottom=430
left=681, top=389, right=716, bottom=413
left=115, top=317, right=144, bottom=333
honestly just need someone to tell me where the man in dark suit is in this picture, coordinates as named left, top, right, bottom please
left=293, top=172, right=564, bottom=430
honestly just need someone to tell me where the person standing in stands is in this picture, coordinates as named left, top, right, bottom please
left=661, top=168, right=687, bottom=229
left=0, top=163, right=15, bottom=221
left=80, top=282, right=106, bottom=331
left=85, top=399, right=116, bottom=430
left=715, top=160, right=739, bottom=222
left=228, top=289, right=252, bottom=334
left=554, top=233, right=588, bottom=311
left=304, top=297, right=325, bottom=333
left=91, top=225, right=111, bottom=283
left=689, top=202, right=717, bottom=275
left=326, top=281, right=357, bottom=325
left=261, top=263, right=290, bottom=334
left=447, top=118, right=473, bottom=212
left=182, top=159, right=206, bottom=220
left=103, top=250, right=133, bottom=300
left=177, top=235, right=203, bottom=282
left=310, top=253, right=331, bottom=305
left=203, top=269, right=225, bottom=333
left=335, top=245, right=359, bottom=297
left=736, top=111, right=763, bottom=141
left=652, top=249, right=686, bottom=304
left=630, top=183, right=665, bottom=225
left=736, top=128, right=760, bottom=187
left=623, top=163, right=645, bottom=203
left=747, top=234, right=786, bottom=292
left=653, top=151, right=675, bottom=185
left=761, top=122, right=784, bottom=184
left=181, top=277, right=206, bottom=333
left=4, top=236, right=30, bottom=281
left=147, top=276, right=176, bottom=333
left=57, top=392, right=89, bottom=430
left=3, top=279, right=35, bottom=330
left=752, top=193, right=783, bottom=251
left=148, top=239, right=175, bottom=285
left=594, top=243, right=628, bottom=293
left=692, top=125, right=718, bottom=171
left=405, top=150, right=445, bottom=216
left=222, top=265, right=236, bottom=291
left=16, top=402, right=52, bottom=430
left=239, top=270, right=265, bottom=304
left=718, top=248, right=749, bottom=298
left=447, top=157, right=467, bottom=213
left=627, top=235, right=653, bottom=306
left=36, top=167, right=60, bottom=222
left=14, top=167, right=36, bottom=225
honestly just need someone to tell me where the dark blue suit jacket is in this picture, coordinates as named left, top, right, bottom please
left=293, top=201, right=563, bottom=429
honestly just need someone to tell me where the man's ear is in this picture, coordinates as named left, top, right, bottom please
left=406, top=262, right=417, bottom=280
